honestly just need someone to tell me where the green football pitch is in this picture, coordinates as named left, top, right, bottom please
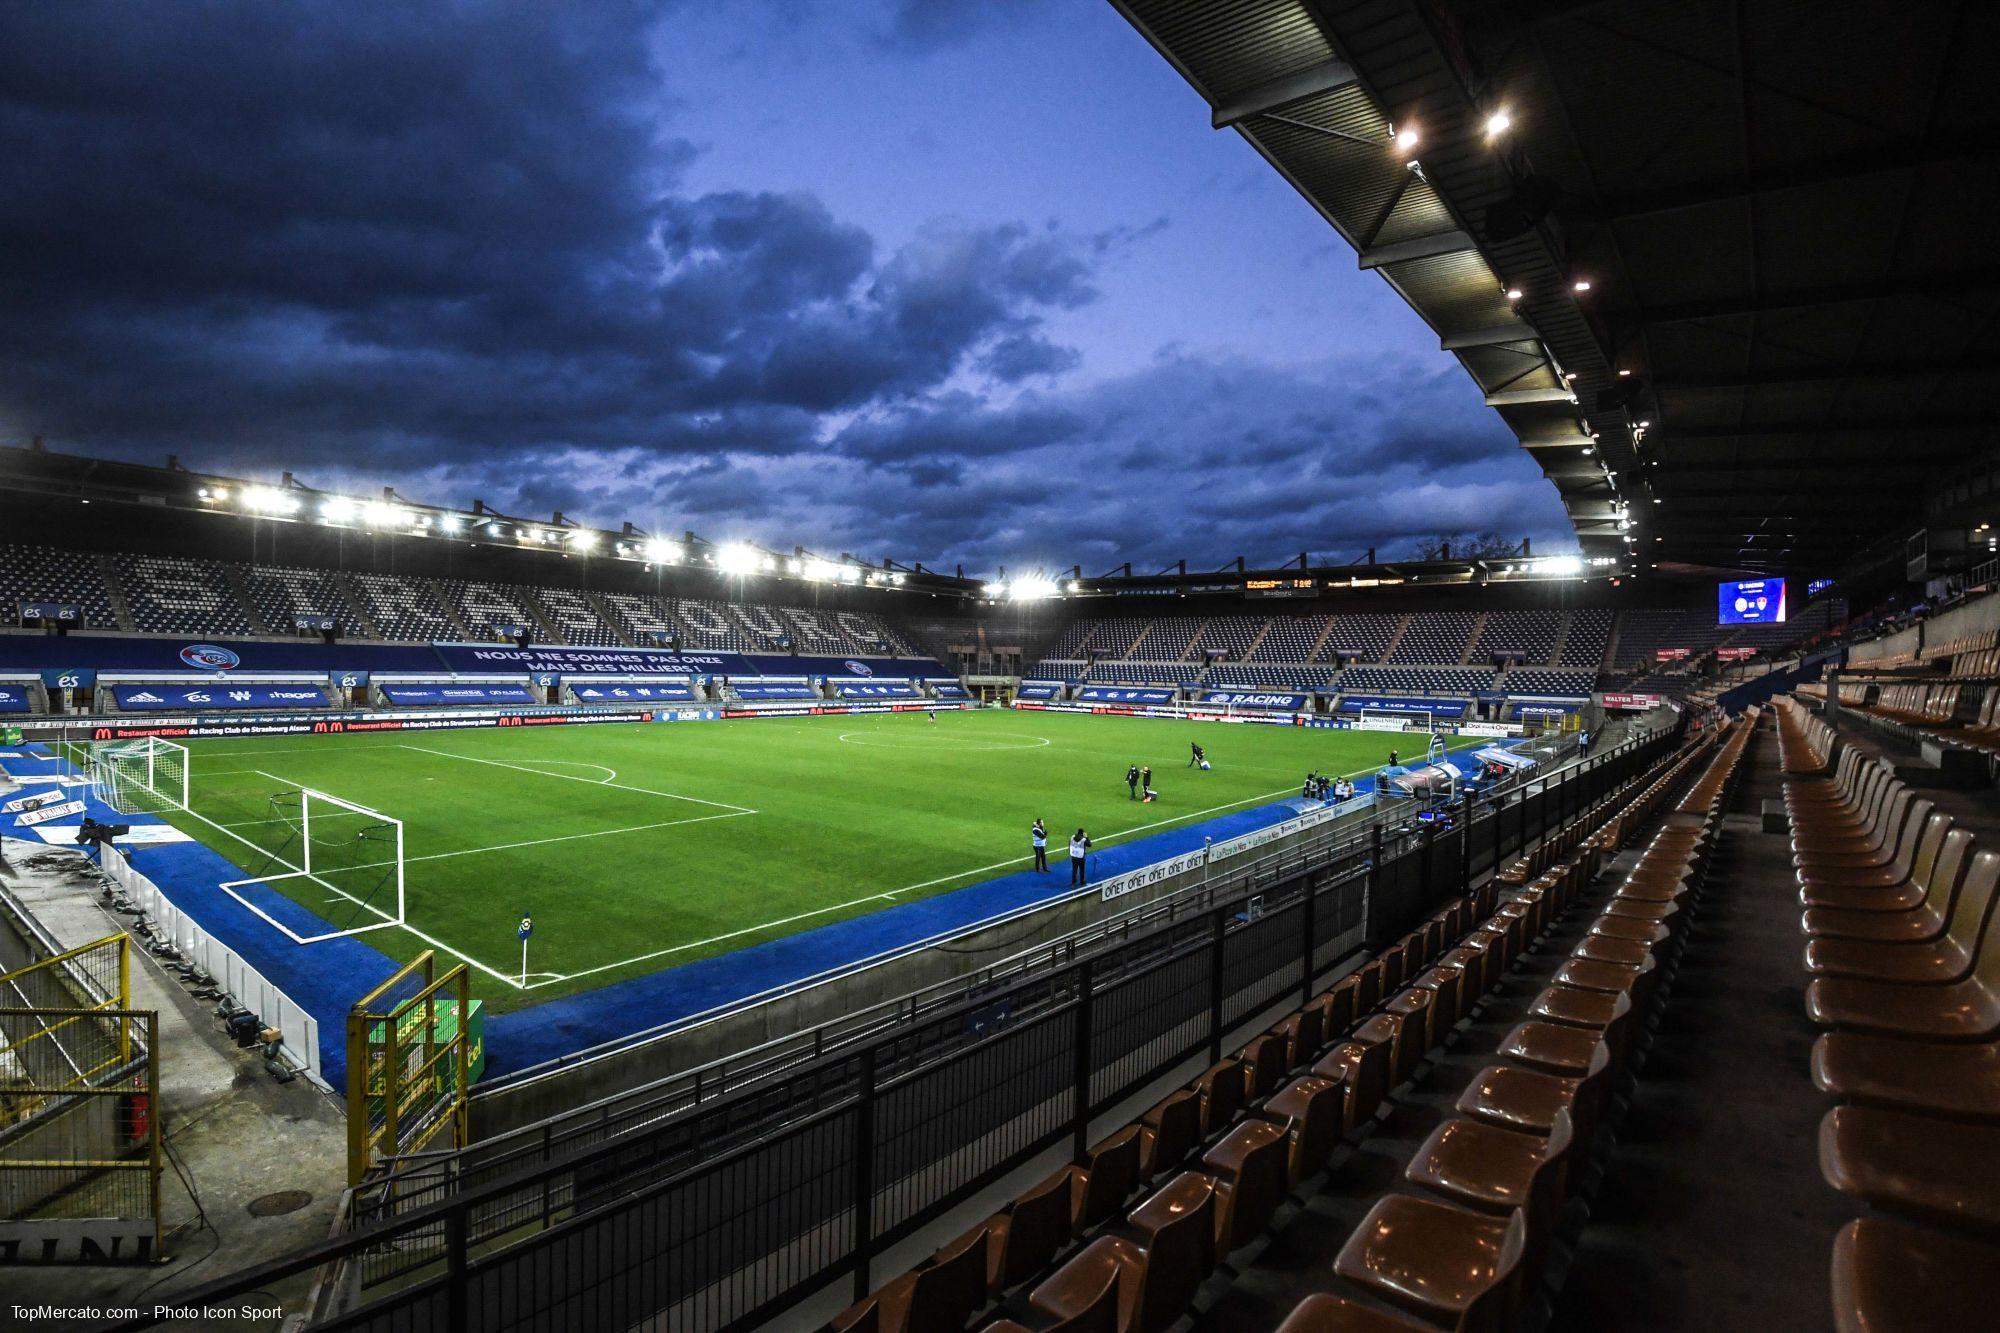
left=156, top=710, right=1471, bottom=1012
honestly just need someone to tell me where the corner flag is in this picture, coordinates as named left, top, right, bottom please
left=518, top=915, right=533, bottom=940
left=518, top=914, right=533, bottom=982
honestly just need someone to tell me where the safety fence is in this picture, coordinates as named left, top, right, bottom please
left=109, top=724, right=1677, bottom=1332
left=99, top=845, right=323, bottom=1084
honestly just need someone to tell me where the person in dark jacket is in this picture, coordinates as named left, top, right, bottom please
left=1125, top=764, right=1140, bottom=799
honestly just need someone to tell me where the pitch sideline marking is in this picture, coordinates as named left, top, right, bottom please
left=394, top=744, right=756, bottom=813
left=530, top=763, right=1393, bottom=987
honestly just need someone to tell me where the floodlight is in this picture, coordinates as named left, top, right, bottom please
left=362, top=501, right=402, bottom=528
left=437, top=513, right=463, bottom=532
left=1009, top=577, right=1060, bottom=600
left=320, top=497, right=356, bottom=522
left=716, top=542, right=760, bottom=575
left=568, top=529, right=598, bottom=552
left=644, top=537, right=682, bottom=563
left=1485, top=109, right=1512, bottom=137
left=1541, top=556, right=1585, bottom=577
left=244, top=486, right=300, bottom=516
left=1393, top=125, right=1419, bottom=151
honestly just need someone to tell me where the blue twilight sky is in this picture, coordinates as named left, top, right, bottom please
left=0, top=0, right=1574, bottom=574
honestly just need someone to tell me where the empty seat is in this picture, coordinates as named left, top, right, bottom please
left=834, top=1226, right=988, bottom=1333
left=1028, top=1173, right=1213, bottom=1333
left=1259, top=1075, right=1344, bottom=1185
left=1805, top=846, right=1999, bottom=983
left=1137, top=1090, right=1202, bottom=1179
left=974, top=1170, right=1071, bottom=1295
left=1405, top=1109, right=1574, bottom=1233
left=1830, top=1217, right=2000, bottom=1333
left=1274, top=1293, right=1437, bottom=1332
left=1819, top=1105, right=2000, bottom=1230
left=1333, top=1193, right=1528, bottom=1331
left=1202, top=1119, right=1289, bottom=1253
left=1813, top=1031, right=2000, bottom=1122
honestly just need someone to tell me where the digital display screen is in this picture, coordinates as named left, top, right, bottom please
left=1718, top=578, right=1787, bottom=625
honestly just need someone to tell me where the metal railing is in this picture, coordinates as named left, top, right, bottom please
left=356, top=732, right=1586, bottom=1217
left=108, top=726, right=1676, bottom=1333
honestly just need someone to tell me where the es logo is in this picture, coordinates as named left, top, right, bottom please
left=843, top=660, right=873, bottom=677
left=179, top=643, right=241, bottom=671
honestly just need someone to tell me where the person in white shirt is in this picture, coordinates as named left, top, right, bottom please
left=1031, top=818, right=1049, bottom=873
left=1068, top=829, right=1092, bottom=886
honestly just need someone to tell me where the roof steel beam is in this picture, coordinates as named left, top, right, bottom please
left=1442, top=323, right=1543, bottom=350
left=1210, top=58, right=1359, bottom=129
left=1357, top=229, right=1475, bottom=270
left=1484, top=386, right=1577, bottom=407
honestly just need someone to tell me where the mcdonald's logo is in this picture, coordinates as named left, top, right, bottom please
left=312, top=721, right=328, bottom=734
left=93, top=727, right=111, bottom=741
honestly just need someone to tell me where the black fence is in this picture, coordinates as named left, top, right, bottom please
left=116, top=729, right=1674, bottom=1333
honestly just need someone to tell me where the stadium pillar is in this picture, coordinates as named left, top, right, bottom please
left=1072, top=960, right=1094, bottom=1164
left=1366, top=823, right=1385, bottom=949
left=1460, top=803, right=1473, bottom=888
left=1207, top=913, right=1227, bottom=1065
left=851, top=1048, right=878, bottom=1302
left=445, top=1204, right=469, bottom=1333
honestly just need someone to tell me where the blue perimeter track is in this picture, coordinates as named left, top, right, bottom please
left=0, top=743, right=1454, bottom=1090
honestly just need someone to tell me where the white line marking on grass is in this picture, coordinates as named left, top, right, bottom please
left=394, top=744, right=756, bottom=813
left=343, top=810, right=753, bottom=868
left=837, top=731, right=1051, bottom=752
left=529, top=767, right=1385, bottom=988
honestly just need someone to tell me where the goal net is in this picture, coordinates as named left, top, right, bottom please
left=70, top=736, right=190, bottom=816
left=217, top=787, right=407, bottom=945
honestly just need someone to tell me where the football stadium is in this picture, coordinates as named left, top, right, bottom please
left=0, top=2, right=1994, bottom=1330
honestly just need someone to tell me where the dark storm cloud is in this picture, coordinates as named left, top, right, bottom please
left=0, top=0, right=1569, bottom=571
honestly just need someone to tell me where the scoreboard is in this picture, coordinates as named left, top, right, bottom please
left=1718, top=578, right=1787, bottom=625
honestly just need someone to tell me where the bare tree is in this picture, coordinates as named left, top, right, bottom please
left=1409, top=531, right=1522, bottom=561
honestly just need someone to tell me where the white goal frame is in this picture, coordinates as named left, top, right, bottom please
left=216, top=787, right=408, bottom=946
left=70, top=735, right=190, bottom=815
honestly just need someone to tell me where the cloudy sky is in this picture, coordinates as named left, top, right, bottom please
left=0, top=0, right=1575, bottom=574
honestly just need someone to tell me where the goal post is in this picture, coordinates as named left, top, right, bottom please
left=71, top=735, right=190, bottom=816
left=217, top=786, right=407, bottom=945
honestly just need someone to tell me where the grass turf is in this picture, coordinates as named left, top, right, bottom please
left=154, top=709, right=1465, bottom=1012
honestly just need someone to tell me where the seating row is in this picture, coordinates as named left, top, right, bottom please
left=1275, top=714, right=1754, bottom=1330
left=1775, top=699, right=2000, bottom=1329
left=829, top=726, right=1720, bottom=1333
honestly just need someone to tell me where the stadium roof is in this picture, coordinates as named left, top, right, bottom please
left=1111, top=0, right=2000, bottom=576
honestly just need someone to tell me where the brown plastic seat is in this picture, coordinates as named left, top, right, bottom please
left=1333, top=1193, right=1528, bottom=1332
left=1321, top=974, right=1360, bottom=1036
left=836, top=1224, right=989, bottom=1333
left=1351, top=1011, right=1417, bottom=1091
left=1272, top=997, right=1328, bottom=1070
left=1137, top=1089, right=1202, bottom=1179
left=1806, top=848, right=2000, bottom=983
left=1353, top=958, right=1384, bottom=1014
left=1792, top=782, right=1910, bottom=860
left=1273, top=1293, right=1436, bottom=1333
left=1798, top=811, right=1949, bottom=905
left=1406, top=1108, right=1574, bottom=1234
left=1440, top=941, right=1495, bottom=999
left=1529, top=985, right=1634, bottom=1066
left=1377, top=943, right=1409, bottom=993
left=1820, top=1105, right=2000, bottom=1230
left=1258, top=1074, right=1344, bottom=1185
left=976, top=1169, right=1072, bottom=1295
left=1572, top=934, right=1658, bottom=968
left=1813, top=1031, right=2000, bottom=1121
left=1409, top=963, right=1467, bottom=1034
left=1380, top=990, right=1435, bottom=1082
left=1314, top=1038, right=1391, bottom=1133
left=1202, top=1118, right=1289, bottom=1253
left=1588, top=915, right=1670, bottom=946
left=1498, top=1020, right=1609, bottom=1076
left=1830, top=1217, right=2000, bottom=1333
left=1029, top=1173, right=1213, bottom=1333
left=1801, top=832, right=1977, bottom=945
left=995, top=1255, right=1116, bottom=1332
left=1194, top=1059, right=1245, bottom=1134
left=1457, top=1040, right=1612, bottom=1145
left=1236, top=1033, right=1290, bottom=1099
left=1805, top=922, right=2000, bottom=1038
left=1551, top=955, right=1657, bottom=1009
left=1046, top=1127, right=1141, bottom=1236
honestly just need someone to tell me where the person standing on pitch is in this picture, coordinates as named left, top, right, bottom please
left=1188, top=741, right=1206, bottom=768
left=1031, top=818, right=1049, bottom=873
left=1139, top=765, right=1154, bottom=802
left=1069, top=828, right=1092, bottom=886
left=1126, top=763, right=1140, bottom=799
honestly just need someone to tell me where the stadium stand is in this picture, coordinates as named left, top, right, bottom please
left=1188, top=616, right=1263, bottom=663
left=1313, top=614, right=1399, bottom=663
left=831, top=718, right=1750, bottom=1333
left=1470, top=610, right=1561, bottom=664
left=1558, top=608, right=1613, bottom=669
left=1503, top=669, right=1597, bottom=697
left=1206, top=663, right=1339, bottom=692
left=241, top=562, right=367, bottom=637
left=437, top=579, right=544, bottom=641
left=1610, top=607, right=1730, bottom=671
left=597, top=590, right=680, bottom=645
left=1127, top=615, right=1205, bottom=661
left=1086, top=661, right=1202, bottom=686
left=1387, top=612, right=1479, bottom=665
left=346, top=571, right=459, bottom=642
left=530, top=585, right=625, bottom=647
left=1250, top=613, right=1329, bottom=662
left=0, top=542, right=119, bottom=628
left=114, top=552, right=257, bottom=636
left=1341, top=666, right=1495, bottom=695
